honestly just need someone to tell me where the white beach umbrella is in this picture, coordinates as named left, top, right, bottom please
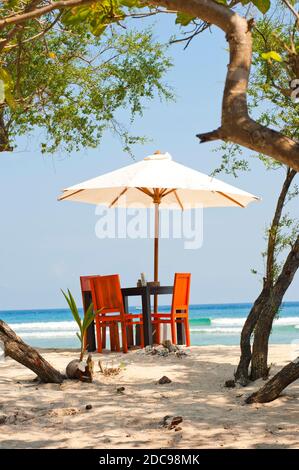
left=58, top=151, right=259, bottom=309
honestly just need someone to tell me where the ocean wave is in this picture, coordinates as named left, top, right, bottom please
left=211, top=316, right=299, bottom=327
left=10, top=321, right=77, bottom=332
left=20, top=331, right=77, bottom=338
left=8, top=315, right=299, bottom=341
left=190, top=327, right=242, bottom=334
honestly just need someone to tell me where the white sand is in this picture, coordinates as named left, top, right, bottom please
left=0, top=345, right=298, bottom=449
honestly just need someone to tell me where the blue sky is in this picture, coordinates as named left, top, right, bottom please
left=0, top=14, right=298, bottom=309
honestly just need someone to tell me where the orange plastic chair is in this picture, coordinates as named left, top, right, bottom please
left=90, top=274, right=144, bottom=353
left=152, top=273, right=191, bottom=346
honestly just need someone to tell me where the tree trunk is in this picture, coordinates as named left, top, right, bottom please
left=234, top=287, right=269, bottom=384
left=250, top=298, right=280, bottom=381
left=250, top=234, right=299, bottom=381
left=0, top=320, right=64, bottom=383
left=235, top=169, right=297, bottom=384
left=246, top=358, right=299, bottom=404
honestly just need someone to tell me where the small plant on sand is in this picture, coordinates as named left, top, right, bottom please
left=98, top=360, right=126, bottom=376
left=61, top=289, right=95, bottom=362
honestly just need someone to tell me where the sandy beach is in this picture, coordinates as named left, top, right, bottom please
left=0, top=344, right=298, bottom=449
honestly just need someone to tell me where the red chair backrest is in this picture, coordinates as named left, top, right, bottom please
left=171, top=273, right=191, bottom=314
left=80, top=275, right=101, bottom=292
left=90, top=274, right=125, bottom=317
left=80, top=275, right=101, bottom=312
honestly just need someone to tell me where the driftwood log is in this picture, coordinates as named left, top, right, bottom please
left=246, top=358, right=299, bottom=404
left=0, top=319, right=64, bottom=383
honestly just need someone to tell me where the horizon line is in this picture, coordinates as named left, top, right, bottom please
left=1, top=299, right=299, bottom=313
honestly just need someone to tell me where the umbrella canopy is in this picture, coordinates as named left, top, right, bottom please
left=58, top=152, right=259, bottom=209
left=58, top=151, right=260, bottom=311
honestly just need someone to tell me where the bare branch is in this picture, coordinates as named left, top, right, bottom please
left=282, top=0, right=299, bottom=25
left=197, top=128, right=222, bottom=143
left=3, top=13, right=62, bottom=50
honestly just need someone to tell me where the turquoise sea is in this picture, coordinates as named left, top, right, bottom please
left=1, top=302, right=299, bottom=349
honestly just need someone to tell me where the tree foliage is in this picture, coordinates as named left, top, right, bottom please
left=0, top=18, right=173, bottom=153
left=0, top=1, right=298, bottom=165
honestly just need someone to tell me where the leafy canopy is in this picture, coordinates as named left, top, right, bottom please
left=0, top=21, right=173, bottom=153
left=0, top=0, right=296, bottom=154
left=0, top=0, right=291, bottom=153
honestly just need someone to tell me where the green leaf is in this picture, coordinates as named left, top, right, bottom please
left=4, top=88, right=16, bottom=109
left=82, top=302, right=95, bottom=334
left=253, top=0, right=271, bottom=14
left=120, top=0, right=141, bottom=6
left=175, top=12, right=196, bottom=27
left=90, top=22, right=107, bottom=37
left=61, top=288, right=82, bottom=334
left=68, top=289, right=83, bottom=333
left=0, top=69, right=13, bottom=88
left=0, top=80, right=4, bottom=104
left=261, top=51, right=283, bottom=62
left=76, top=331, right=82, bottom=342
left=62, top=6, right=91, bottom=26
left=0, top=68, right=16, bottom=108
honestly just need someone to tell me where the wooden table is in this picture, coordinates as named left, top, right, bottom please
left=82, top=284, right=184, bottom=351
left=122, top=285, right=173, bottom=347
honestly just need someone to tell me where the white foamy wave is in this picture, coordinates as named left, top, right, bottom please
left=212, top=316, right=299, bottom=327
left=9, top=321, right=77, bottom=332
left=190, top=327, right=242, bottom=334
left=211, top=318, right=244, bottom=326
left=20, top=331, right=77, bottom=339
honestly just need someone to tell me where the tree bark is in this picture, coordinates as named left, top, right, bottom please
left=234, top=287, right=270, bottom=384
left=0, top=1, right=299, bottom=169
left=0, top=320, right=64, bottom=383
left=235, top=169, right=297, bottom=383
left=246, top=358, right=299, bottom=403
left=154, top=1, right=299, bottom=169
left=250, top=234, right=299, bottom=380
left=250, top=298, right=281, bottom=381
left=265, top=169, right=297, bottom=286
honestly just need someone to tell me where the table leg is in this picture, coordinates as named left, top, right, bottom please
left=122, top=294, right=134, bottom=347
left=135, top=324, right=141, bottom=346
left=123, top=295, right=129, bottom=313
left=83, top=292, right=96, bottom=352
left=177, top=322, right=185, bottom=345
left=142, top=286, right=153, bottom=346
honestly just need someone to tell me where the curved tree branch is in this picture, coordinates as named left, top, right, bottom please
left=246, top=356, right=299, bottom=403
left=149, top=1, right=299, bottom=170
left=282, top=0, right=299, bottom=25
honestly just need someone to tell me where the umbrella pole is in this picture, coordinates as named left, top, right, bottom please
left=154, top=202, right=159, bottom=314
